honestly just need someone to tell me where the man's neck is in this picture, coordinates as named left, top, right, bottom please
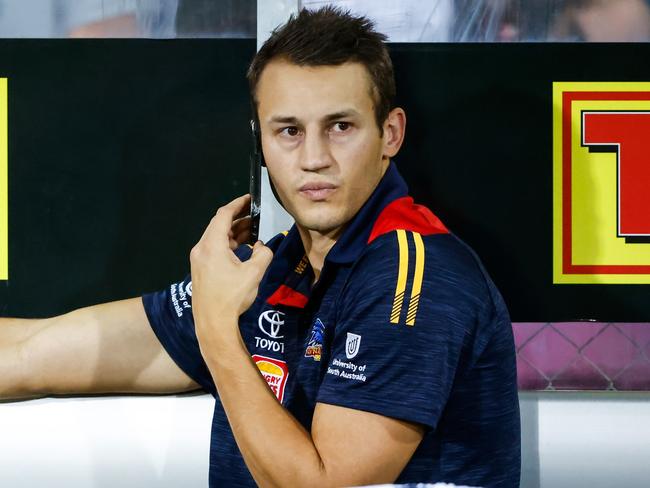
left=296, top=225, right=344, bottom=285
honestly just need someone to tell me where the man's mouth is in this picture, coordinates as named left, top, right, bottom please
left=299, top=182, right=338, bottom=201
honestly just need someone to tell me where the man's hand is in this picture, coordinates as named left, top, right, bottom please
left=189, top=194, right=273, bottom=350
left=189, top=195, right=424, bottom=488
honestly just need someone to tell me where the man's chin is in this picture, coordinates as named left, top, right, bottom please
left=293, top=214, right=345, bottom=235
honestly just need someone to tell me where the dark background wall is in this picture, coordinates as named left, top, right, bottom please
left=391, top=43, right=650, bottom=322
left=0, top=40, right=254, bottom=317
left=0, top=40, right=648, bottom=321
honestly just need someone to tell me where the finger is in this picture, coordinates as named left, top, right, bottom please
left=203, top=194, right=252, bottom=245
left=231, top=215, right=252, bottom=246
left=248, top=241, right=274, bottom=279
left=229, top=194, right=252, bottom=221
left=229, top=236, right=239, bottom=250
left=229, top=226, right=251, bottom=250
left=223, top=194, right=252, bottom=220
left=231, top=215, right=251, bottom=234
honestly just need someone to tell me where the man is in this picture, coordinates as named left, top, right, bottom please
left=0, top=7, right=520, bottom=487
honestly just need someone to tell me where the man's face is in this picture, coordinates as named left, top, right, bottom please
left=256, top=59, right=391, bottom=236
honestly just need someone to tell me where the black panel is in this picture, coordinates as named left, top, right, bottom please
left=0, top=41, right=648, bottom=322
left=0, top=39, right=255, bottom=317
left=391, top=43, right=650, bottom=322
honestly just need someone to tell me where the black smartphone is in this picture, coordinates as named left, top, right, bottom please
left=249, top=118, right=262, bottom=244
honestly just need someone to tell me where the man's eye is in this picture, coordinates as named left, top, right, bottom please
left=282, top=127, right=300, bottom=137
left=332, top=122, right=351, bottom=132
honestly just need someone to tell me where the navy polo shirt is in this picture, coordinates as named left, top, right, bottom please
left=142, top=162, right=521, bottom=487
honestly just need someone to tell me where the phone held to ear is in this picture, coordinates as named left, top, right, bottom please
left=249, top=119, right=262, bottom=244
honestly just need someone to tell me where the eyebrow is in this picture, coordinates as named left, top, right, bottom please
left=269, top=115, right=299, bottom=125
left=268, top=109, right=360, bottom=125
left=323, top=109, right=360, bottom=122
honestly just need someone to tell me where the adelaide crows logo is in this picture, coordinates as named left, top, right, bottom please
left=553, top=82, right=650, bottom=284
left=304, top=318, right=324, bottom=361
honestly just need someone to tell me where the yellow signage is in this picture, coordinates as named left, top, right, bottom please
left=553, top=82, right=650, bottom=284
left=0, top=78, right=6, bottom=280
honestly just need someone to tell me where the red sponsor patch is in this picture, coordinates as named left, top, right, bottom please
left=252, top=354, right=289, bottom=403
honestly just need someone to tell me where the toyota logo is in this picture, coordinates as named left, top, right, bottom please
left=258, top=310, right=285, bottom=339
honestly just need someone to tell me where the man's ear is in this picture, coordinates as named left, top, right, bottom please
left=382, top=107, right=406, bottom=158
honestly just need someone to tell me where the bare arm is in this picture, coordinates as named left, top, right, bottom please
left=0, top=298, right=199, bottom=400
left=190, top=196, right=424, bottom=486
left=205, top=337, right=424, bottom=487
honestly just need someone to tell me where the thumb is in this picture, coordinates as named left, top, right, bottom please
left=248, top=241, right=273, bottom=278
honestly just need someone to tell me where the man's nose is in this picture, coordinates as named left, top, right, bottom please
left=300, top=130, right=332, bottom=171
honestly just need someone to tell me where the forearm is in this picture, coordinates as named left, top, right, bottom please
left=0, top=318, right=44, bottom=400
left=201, top=324, right=329, bottom=488
left=4, top=299, right=198, bottom=399
left=0, top=307, right=138, bottom=399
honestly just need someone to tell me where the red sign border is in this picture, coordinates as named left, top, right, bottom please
left=562, top=91, right=650, bottom=274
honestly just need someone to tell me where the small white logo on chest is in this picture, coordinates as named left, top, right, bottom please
left=345, top=333, right=361, bottom=359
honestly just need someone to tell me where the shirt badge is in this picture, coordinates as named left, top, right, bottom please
left=253, top=354, right=289, bottom=403
left=304, top=318, right=325, bottom=361
left=345, top=332, right=361, bottom=359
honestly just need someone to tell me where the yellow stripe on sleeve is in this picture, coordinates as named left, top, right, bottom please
left=405, top=232, right=425, bottom=326
left=390, top=229, right=409, bottom=324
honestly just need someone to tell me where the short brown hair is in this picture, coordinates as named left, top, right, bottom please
left=247, top=6, right=396, bottom=134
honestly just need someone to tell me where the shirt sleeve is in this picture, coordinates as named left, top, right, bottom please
left=316, top=231, right=492, bottom=430
left=141, top=245, right=255, bottom=396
